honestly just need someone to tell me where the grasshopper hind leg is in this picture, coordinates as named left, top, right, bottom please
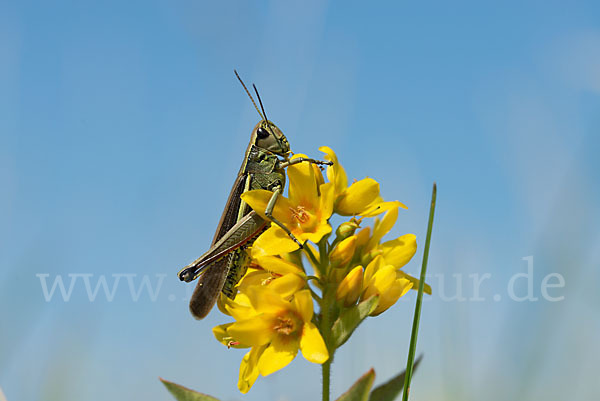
left=222, top=248, right=248, bottom=299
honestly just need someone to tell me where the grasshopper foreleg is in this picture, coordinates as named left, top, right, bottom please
left=280, top=157, right=333, bottom=169
left=264, top=186, right=304, bottom=249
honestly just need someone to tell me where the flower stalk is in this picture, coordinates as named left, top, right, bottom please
left=204, top=147, right=432, bottom=396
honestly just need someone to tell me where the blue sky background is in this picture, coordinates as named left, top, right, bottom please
left=1, top=1, right=599, bottom=400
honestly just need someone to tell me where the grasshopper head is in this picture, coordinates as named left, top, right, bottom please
left=233, top=71, right=291, bottom=157
left=253, top=120, right=290, bottom=157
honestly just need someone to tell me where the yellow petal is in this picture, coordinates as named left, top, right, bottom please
left=396, top=270, right=432, bottom=295
left=292, top=289, right=314, bottom=322
left=381, top=234, right=417, bottom=268
left=363, top=254, right=385, bottom=284
left=257, top=336, right=298, bottom=376
left=246, top=286, right=289, bottom=314
left=336, top=265, right=364, bottom=307
left=318, top=182, right=335, bottom=220
left=319, top=146, right=348, bottom=196
left=238, top=345, right=266, bottom=393
left=238, top=270, right=305, bottom=300
left=268, top=273, right=306, bottom=298
left=287, top=154, right=319, bottom=209
left=216, top=292, right=231, bottom=316
left=335, top=178, right=380, bottom=216
left=254, top=255, right=305, bottom=276
left=371, top=278, right=412, bottom=316
left=221, top=293, right=257, bottom=321
left=299, top=219, right=332, bottom=244
left=300, top=322, right=329, bottom=364
left=240, top=189, right=295, bottom=223
left=367, top=207, right=399, bottom=251
left=228, top=315, right=275, bottom=346
left=212, top=323, right=242, bottom=347
left=312, top=163, right=325, bottom=187
left=362, top=265, right=397, bottom=300
left=238, top=270, right=271, bottom=290
left=361, top=200, right=407, bottom=217
left=251, top=226, right=300, bottom=257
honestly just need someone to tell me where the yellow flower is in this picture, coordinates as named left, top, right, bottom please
left=213, top=288, right=328, bottom=393
left=241, top=154, right=335, bottom=257
left=236, top=255, right=307, bottom=300
left=336, top=265, right=364, bottom=307
left=319, top=146, right=406, bottom=216
left=353, top=206, right=432, bottom=294
left=361, top=255, right=413, bottom=315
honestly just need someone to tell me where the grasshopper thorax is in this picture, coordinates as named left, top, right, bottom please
left=253, top=120, right=290, bottom=157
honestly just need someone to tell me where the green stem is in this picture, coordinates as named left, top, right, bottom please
left=309, top=287, right=323, bottom=304
left=318, top=239, right=334, bottom=401
left=402, top=183, right=437, bottom=401
left=321, top=284, right=334, bottom=401
left=318, top=240, right=328, bottom=267
left=304, top=244, right=321, bottom=274
left=318, top=240, right=330, bottom=279
left=322, top=359, right=331, bottom=401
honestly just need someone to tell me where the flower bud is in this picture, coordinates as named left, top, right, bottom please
left=335, top=220, right=359, bottom=241
left=355, top=226, right=371, bottom=248
left=370, top=278, right=412, bottom=316
left=329, top=236, right=357, bottom=268
left=336, top=265, right=364, bottom=307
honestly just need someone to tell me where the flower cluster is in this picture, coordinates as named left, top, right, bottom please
left=212, top=147, right=428, bottom=393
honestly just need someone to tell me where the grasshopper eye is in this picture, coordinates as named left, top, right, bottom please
left=257, top=127, right=270, bottom=139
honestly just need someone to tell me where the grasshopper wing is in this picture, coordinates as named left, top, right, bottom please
left=189, top=255, right=232, bottom=319
left=211, top=174, right=250, bottom=245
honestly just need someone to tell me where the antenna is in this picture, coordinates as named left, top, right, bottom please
left=252, top=84, right=269, bottom=123
left=234, top=70, right=264, bottom=120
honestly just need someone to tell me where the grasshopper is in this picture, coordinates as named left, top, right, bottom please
left=178, top=71, right=332, bottom=320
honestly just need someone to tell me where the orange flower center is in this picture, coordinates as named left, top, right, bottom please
left=261, top=276, right=275, bottom=286
left=273, top=312, right=302, bottom=338
left=289, top=206, right=310, bottom=224
left=274, top=316, right=295, bottom=335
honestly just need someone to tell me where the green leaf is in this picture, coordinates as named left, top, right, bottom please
left=332, top=296, right=379, bottom=348
left=368, top=355, right=422, bottom=401
left=160, top=378, right=221, bottom=401
left=335, top=368, right=376, bottom=401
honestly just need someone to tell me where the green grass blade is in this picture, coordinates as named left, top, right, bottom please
left=401, top=183, right=437, bottom=401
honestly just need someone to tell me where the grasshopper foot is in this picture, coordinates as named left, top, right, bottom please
left=315, top=160, right=333, bottom=170
left=179, top=268, right=195, bottom=282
